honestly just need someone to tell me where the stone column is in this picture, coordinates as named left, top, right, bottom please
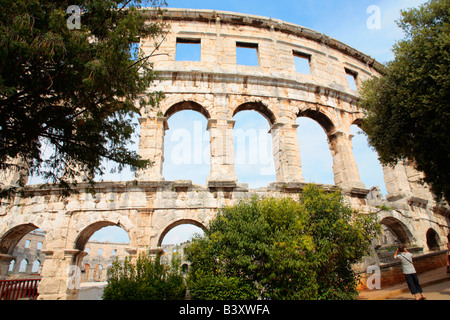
left=382, top=161, right=413, bottom=201
left=37, top=249, right=87, bottom=300
left=0, top=254, right=14, bottom=280
left=270, top=122, right=304, bottom=183
left=404, top=161, right=434, bottom=200
left=136, top=117, right=168, bottom=181
left=207, top=118, right=238, bottom=187
left=328, top=131, right=365, bottom=190
left=0, top=156, right=29, bottom=188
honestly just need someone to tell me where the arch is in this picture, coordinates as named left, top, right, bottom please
left=74, top=221, right=131, bottom=251
left=94, top=264, right=104, bottom=281
left=380, top=217, right=414, bottom=246
left=233, top=101, right=276, bottom=126
left=352, top=118, right=364, bottom=128
left=163, top=109, right=211, bottom=184
left=0, top=223, right=39, bottom=255
left=31, top=260, right=41, bottom=273
left=297, top=109, right=335, bottom=135
left=233, top=110, right=276, bottom=187
left=426, top=228, right=440, bottom=251
left=164, top=101, right=211, bottom=120
left=181, top=263, right=189, bottom=274
left=296, top=117, right=334, bottom=185
left=8, top=259, right=15, bottom=273
left=19, top=259, right=28, bottom=273
left=157, top=219, right=206, bottom=247
left=350, top=124, right=387, bottom=196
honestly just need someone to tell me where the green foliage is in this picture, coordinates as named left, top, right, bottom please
left=186, top=271, right=258, bottom=300
left=0, top=0, right=167, bottom=193
left=185, top=185, right=379, bottom=300
left=103, top=253, right=186, bottom=300
left=359, top=0, right=450, bottom=203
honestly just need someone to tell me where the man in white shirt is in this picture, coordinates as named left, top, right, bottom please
left=394, top=245, right=426, bottom=300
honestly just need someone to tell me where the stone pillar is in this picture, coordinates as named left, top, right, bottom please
left=136, top=117, right=168, bottom=181
left=125, top=247, right=139, bottom=263
left=0, top=253, right=14, bottom=280
left=328, top=131, right=365, bottom=190
left=382, top=161, right=413, bottom=201
left=404, top=161, right=434, bottom=200
left=0, top=156, right=29, bottom=188
left=37, top=249, right=87, bottom=300
left=270, top=122, right=304, bottom=183
left=207, top=118, right=238, bottom=186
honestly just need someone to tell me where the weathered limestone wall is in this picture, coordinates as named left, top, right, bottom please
left=0, top=9, right=449, bottom=299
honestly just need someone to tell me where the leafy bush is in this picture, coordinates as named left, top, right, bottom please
left=102, top=253, right=186, bottom=300
left=185, top=185, right=379, bottom=300
left=187, top=271, right=258, bottom=300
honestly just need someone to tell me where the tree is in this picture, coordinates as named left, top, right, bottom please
left=358, top=0, right=450, bottom=203
left=185, top=185, right=379, bottom=300
left=0, top=0, right=167, bottom=193
left=103, top=253, right=186, bottom=300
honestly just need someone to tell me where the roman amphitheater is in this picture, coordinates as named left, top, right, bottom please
left=0, top=8, right=448, bottom=300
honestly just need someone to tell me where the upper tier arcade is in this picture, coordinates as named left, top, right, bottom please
left=137, top=8, right=384, bottom=192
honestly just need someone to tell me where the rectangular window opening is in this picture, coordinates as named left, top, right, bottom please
left=176, top=38, right=201, bottom=62
left=236, top=42, right=259, bottom=67
left=345, top=68, right=358, bottom=91
left=293, top=51, right=311, bottom=75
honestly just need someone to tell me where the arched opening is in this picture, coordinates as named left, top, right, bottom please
left=82, top=264, right=91, bottom=283
left=8, top=260, right=15, bottom=273
left=0, top=224, right=40, bottom=255
left=164, top=101, right=211, bottom=120
left=94, top=264, right=104, bottom=282
left=31, top=260, right=41, bottom=274
left=376, top=217, right=416, bottom=263
left=158, top=219, right=206, bottom=247
left=0, top=225, right=46, bottom=278
left=297, top=109, right=335, bottom=135
left=380, top=217, right=413, bottom=247
left=233, top=110, right=275, bottom=188
left=75, top=222, right=130, bottom=251
left=19, top=259, right=28, bottom=273
left=158, top=220, right=205, bottom=270
left=89, top=225, right=130, bottom=244
left=163, top=109, right=211, bottom=185
left=296, top=117, right=334, bottom=185
left=351, top=124, right=387, bottom=196
left=75, top=222, right=130, bottom=283
left=426, top=228, right=440, bottom=251
left=181, top=263, right=189, bottom=275
left=233, top=102, right=276, bottom=126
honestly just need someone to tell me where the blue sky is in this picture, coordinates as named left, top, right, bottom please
left=29, top=0, right=429, bottom=245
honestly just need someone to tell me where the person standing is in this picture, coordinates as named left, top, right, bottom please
left=394, top=245, right=426, bottom=300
